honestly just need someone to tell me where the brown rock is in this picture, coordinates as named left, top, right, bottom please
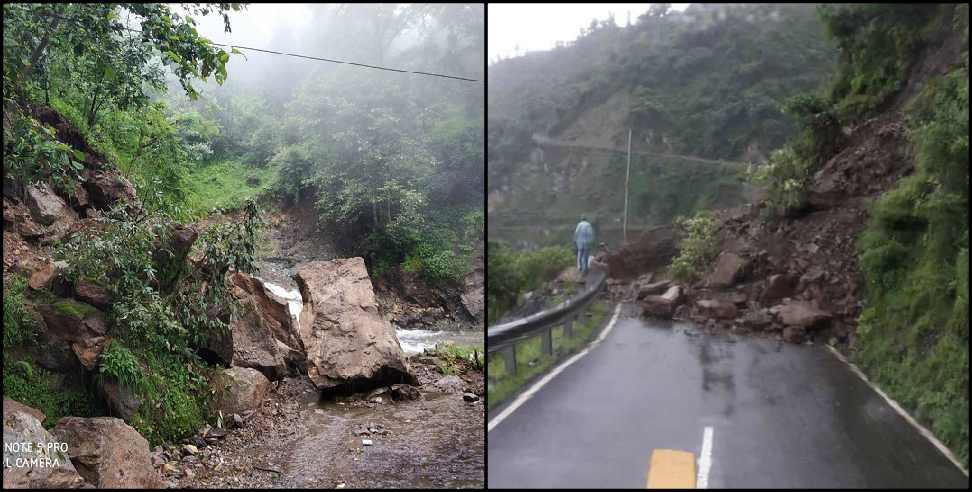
left=771, top=301, right=832, bottom=329
left=213, top=367, right=271, bottom=415
left=706, top=252, right=749, bottom=288
left=3, top=397, right=46, bottom=423
left=25, top=182, right=72, bottom=226
left=53, top=417, right=163, bottom=488
left=761, top=274, right=798, bottom=303
left=28, top=258, right=58, bottom=290
left=82, top=170, right=140, bottom=210
left=390, top=384, right=421, bottom=401
left=696, top=299, right=738, bottom=319
left=75, top=279, right=113, bottom=309
left=637, top=280, right=671, bottom=299
left=741, top=309, right=773, bottom=330
left=295, top=258, right=415, bottom=391
left=3, top=403, right=84, bottom=489
left=37, top=300, right=108, bottom=344
left=96, top=377, right=141, bottom=422
left=642, top=285, right=683, bottom=318
left=207, top=272, right=305, bottom=379
left=782, top=326, right=805, bottom=343
left=72, top=336, right=109, bottom=370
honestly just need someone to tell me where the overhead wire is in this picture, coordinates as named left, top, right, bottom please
left=16, top=7, right=481, bottom=82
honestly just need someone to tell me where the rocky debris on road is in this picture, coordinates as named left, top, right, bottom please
left=605, top=225, right=676, bottom=280
left=171, top=354, right=484, bottom=489
left=642, top=285, right=683, bottom=319
left=53, top=417, right=163, bottom=488
left=295, top=257, right=415, bottom=391
left=3, top=400, right=85, bottom=489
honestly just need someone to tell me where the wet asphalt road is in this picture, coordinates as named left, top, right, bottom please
left=487, top=305, right=969, bottom=488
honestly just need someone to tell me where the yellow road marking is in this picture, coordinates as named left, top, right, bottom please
left=646, top=449, right=697, bottom=489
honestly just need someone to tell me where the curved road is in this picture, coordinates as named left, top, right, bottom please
left=487, top=304, right=969, bottom=488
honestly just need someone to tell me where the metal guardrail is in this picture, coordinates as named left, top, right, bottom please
left=487, top=269, right=607, bottom=376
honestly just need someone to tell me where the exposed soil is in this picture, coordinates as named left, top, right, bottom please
left=166, top=357, right=485, bottom=489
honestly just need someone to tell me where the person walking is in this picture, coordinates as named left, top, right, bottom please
left=574, top=216, right=594, bottom=275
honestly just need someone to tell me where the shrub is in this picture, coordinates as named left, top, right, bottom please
left=747, top=146, right=812, bottom=216
left=670, top=211, right=719, bottom=282
left=3, top=274, right=38, bottom=349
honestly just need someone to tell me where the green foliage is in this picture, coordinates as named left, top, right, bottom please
left=747, top=145, right=813, bottom=216
left=817, top=4, right=940, bottom=121
left=3, top=357, right=97, bottom=428
left=670, top=211, right=718, bottom=282
left=98, top=340, right=146, bottom=392
left=130, top=354, right=211, bottom=447
left=487, top=300, right=609, bottom=408
left=486, top=242, right=574, bottom=324
left=3, top=275, right=38, bottom=349
left=426, top=343, right=484, bottom=376
left=856, top=60, right=969, bottom=467
left=2, top=104, right=86, bottom=193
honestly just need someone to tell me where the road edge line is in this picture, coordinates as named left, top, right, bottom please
left=826, top=345, right=969, bottom=477
left=487, top=303, right=622, bottom=433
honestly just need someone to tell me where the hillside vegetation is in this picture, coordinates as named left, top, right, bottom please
left=487, top=4, right=835, bottom=247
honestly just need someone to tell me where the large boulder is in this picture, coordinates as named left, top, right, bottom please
left=37, top=299, right=108, bottom=344
left=295, top=258, right=415, bottom=391
left=52, top=417, right=162, bottom=488
left=705, top=252, right=749, bottom=288
left=25, top=182, right=74, bottom=226
left=460, top=254, right=484, bottom=322
left=206, top=272, right=305, bottom=379
left=81, top=169, right=140, bottom=210
left=213, top=367, right=271, bottom=415
left=3, top=401, right=84, bottom=489
left=643, top=285, right=683, bottom=319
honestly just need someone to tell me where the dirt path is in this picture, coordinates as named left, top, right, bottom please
left=168, top=359, right=485, bottom=488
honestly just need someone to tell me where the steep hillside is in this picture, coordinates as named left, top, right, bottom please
left=643, top=4, right=968, bottom=468
left=488, top=4, right=836, bottom=247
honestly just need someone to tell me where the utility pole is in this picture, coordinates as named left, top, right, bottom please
left=623, top=128, right=632, bottom=244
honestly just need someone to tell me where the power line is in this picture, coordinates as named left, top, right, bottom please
left=17, top=7, right=481, bottom=83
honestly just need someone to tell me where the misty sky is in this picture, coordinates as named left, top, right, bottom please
left=488, top=3, right=690, bottom=63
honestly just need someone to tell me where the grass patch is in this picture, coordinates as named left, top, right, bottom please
left=425, top=342, right=484, bottom=376
left=487, top=299, right=611, bottom=409
left=186, top=158, right=279, bottom=217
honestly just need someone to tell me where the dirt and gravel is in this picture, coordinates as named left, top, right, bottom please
left=164, top=356, right=484, bottom=489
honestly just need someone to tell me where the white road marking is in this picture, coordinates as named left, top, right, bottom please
left=826, top=345, right=969, bottom=477
left=697, top=426, right=714, bottom=489
left=487, top=303, right=622, bottom=433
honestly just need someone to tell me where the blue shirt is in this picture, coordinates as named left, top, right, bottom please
left=574, top=221, right=594, bottom=249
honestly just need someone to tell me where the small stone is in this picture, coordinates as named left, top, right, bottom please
left=182, top=444, right=198, bottom=456
left=337, top=484, right=346, bottom=489
left=362, top=439, right=373, bottom=446
left=232, top=413, right=244, bottom=428
left=462, top=393, right=480, bottom=402
left=162, top=463, right=179, bottom=475
left=371, top=396, right=383, bottom=404
left=183, top=468, right=195, bottom=479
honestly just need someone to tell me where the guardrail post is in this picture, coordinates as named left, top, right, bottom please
left=502, top=344, right=517, bottom=376
left=564, top=315, right=574, bottom=338
left=542, top=327, right=553, bottom=356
